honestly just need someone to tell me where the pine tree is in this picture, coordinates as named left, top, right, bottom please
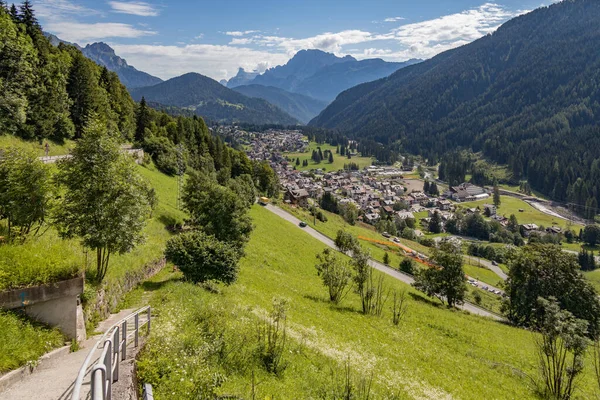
left=424, top=180, right=430, bottom=194
left=19, top=0, right=39, bottom=35
left=428, top=211, right=443, bottom=234
left=328, top=152, right=333, bottom=163
left=135, top=96, right=151, bottom=143
left=318, top=147, right=323, bottom=162
left=9, top=3, right=18, bottom=21
left=295, top=158, right=300, bottom=166
left=493, top=180, right=501, bottom=207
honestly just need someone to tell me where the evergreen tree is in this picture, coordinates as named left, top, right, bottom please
left=430, top=182, right=439, bottom=196
left=135, top=96, right=151, bottom=142
left=19, top=1, right=38, bottom=35
left=493, top=180, right=501, bottom=208
left=328, top=152, right=333, bottom=163
left=67, top=52, right=103, bottom=137
left=318, top=147, right=323, bottom=162
left=423, top=180, right=430, bottom=194
left=507, top=214, right=520, bottom=233
left=295, top=158, right=300, bottom=166
left=428, top=211, right=443, bottom=234
left=9, top=3, right=18, bottom=21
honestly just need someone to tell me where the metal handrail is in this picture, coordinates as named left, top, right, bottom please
left=71, top=306, right=151, bottom=400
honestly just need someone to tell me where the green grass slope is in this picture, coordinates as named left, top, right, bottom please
left=134, top=205, right=598, bottom=399
left=286, top=141, right=373, bottom=172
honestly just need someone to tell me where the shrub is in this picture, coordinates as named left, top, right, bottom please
left=165, top=231, right=241, bottom=284
left=399, top=258, right=414, bottom=275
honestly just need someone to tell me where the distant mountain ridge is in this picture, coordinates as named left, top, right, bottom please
left=233, top=84, right=328, bottom=123
left=243, top=49, right=420, bottom=102
left=129, top=72, right=299, bottom=125
left=310, top=0, right=600, bottom=210
left=44, top=33, right=162, bottom=89
left=226, top=68, right=261, bottom=88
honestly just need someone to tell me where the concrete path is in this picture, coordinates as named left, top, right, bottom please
left=264, top=204, right=503, bottom=320
left=0, top=308, right=141, bottom=400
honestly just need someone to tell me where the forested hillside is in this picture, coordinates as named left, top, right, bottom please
left=233, top=84, right=328, bottom=123
left=311, top=0, right=600, bottom=215
left=0, top=3, right=135, bottom=141
left=130, top=73, right=299, bottom=125
left=0, top=2, right=279, bottom=192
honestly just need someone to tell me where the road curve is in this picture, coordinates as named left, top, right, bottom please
left=264, top=204, right=503, bottom=321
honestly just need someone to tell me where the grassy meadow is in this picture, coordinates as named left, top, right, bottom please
left=131, top=205, right=598, bottom=399
left=285, top=141, right=373, bottom=172
left=279, top=203, right=504, bottom=311
left=460, top=195, right=584, bottom=232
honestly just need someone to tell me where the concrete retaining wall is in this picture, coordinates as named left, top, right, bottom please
left=0, top=277, right=86, bottom=341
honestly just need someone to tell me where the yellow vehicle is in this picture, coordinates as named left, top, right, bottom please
left=259, top=197, right=270, bottom=205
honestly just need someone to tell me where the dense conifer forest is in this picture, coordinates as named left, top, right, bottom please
left=311, top=0, right=600, bottom=214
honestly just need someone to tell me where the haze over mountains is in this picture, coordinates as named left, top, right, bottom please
left=232, top=84, right=328, bottom=124
left=226, top=50, right=420, bottom=102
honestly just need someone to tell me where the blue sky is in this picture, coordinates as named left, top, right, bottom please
left=35, top=0, right=559, bottom=81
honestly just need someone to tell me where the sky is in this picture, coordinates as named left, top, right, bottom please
left=34, top=0, right=560, bottom=82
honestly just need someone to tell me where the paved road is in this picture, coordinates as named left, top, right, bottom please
left=265, top=204, right=503, bottom=320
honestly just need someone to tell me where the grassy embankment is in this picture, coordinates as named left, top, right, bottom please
left=0, top=136, right=183, bottom=372
left=129, top=205, right=598, bottom=399
left=279, top=204, right=503, bottom=312
left=285, top=141, right=373, bottom=172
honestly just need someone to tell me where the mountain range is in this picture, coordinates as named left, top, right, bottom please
left=227, top=50, right=420, bottom=102
left=232, top=84, right=328, bottom=123
left=311, top=0, right=600, bottom=207
left=45, top=33, right=162, bottom=89
left=129, top=73, right=299, bottom=125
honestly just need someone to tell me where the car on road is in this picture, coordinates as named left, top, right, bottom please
left=382, top=232, right=391, bottom=238
left=299, top=221, right=307, bottom=227
left=393, top=237, right=400, bottom=243
left=491, top=260, right=498, bottom=266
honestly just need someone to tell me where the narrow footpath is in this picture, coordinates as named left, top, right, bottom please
left=264, top=204, right=504, bottom=320
left=0, top=308, right=145, bottom=400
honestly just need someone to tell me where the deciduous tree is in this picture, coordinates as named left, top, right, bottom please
left=55, top=118, right=150, bottom=281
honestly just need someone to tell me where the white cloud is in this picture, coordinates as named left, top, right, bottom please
left=390, top=3, right=523, bottom=58
left=194, top=34, right=204, bottom=39
left=45, top=21, right=156, bottom=43
left=240, top=30, right=392, bottom=55
left=108, top=1, right=159, bottom=17
left=36, top=0, right=103, bottom=19
left=384, top=16, right=405, bottom=22
left=240, top=3, right=522, bottom=60
left=225, top=30, right=260, bottom=37
left=109, top=43, right=290, bottom=81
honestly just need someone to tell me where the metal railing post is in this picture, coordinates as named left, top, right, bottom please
left=112, top=328, right=119, bottom=383
left=121, top=321, right=127, bottom=361
left=104, top=340, right=113, bottom=400
left=90, top=365, right=106, bottom=400
left=72, top=306, right=151, bottom=400
left=134, top=313, right=139, bottom=347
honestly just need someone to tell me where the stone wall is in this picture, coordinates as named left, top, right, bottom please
left=83, top=258, right=165, bottom=328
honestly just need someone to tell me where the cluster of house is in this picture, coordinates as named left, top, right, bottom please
left=243, top=129, right=308, bottom=161
left=237, top=130, right=568, bottom=238
left=277, top=165, right=488, bottom=231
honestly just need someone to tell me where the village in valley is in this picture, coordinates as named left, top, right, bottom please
left=233, top=128, right=508, bottom=233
